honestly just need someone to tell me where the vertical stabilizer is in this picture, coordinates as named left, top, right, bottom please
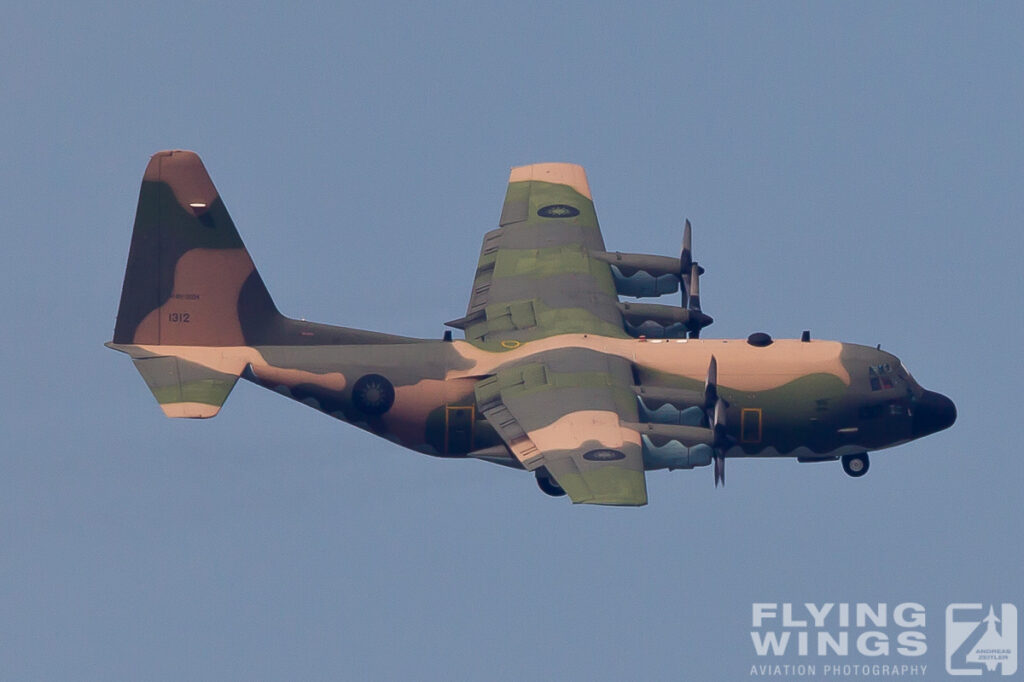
left=113, top=150, right=280, bottom=347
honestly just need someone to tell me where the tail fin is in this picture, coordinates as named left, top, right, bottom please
left=113, top=150, right=280, bottom=347
left=109, top=150, right=268, bottom=417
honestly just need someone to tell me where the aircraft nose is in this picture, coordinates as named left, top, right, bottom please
left=912, top=390, right=957, bottom=438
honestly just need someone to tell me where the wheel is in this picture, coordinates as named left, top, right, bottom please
left=842, top=453, right=870, bottom=477
left=535, top=472, right=566, bottom=497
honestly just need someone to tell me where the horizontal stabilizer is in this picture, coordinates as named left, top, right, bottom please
left=130, top=355, right=239, bottom=418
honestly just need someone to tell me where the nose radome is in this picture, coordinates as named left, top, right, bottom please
left=913, top=390, right=957, bottom=438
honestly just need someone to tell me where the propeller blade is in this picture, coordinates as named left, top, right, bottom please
left=680, top=219, right=693, bottom=308
left=681, top=219, right=693, bottom=271
left=704, top=355, right=718, bottom=410
left=688, top=262, right=702, bottom=312
left=713, top=397, right=727, bottom=439
left=711, top=393, right=727, bottom=488
left=681, top=220, right=712, bottom=339
left=686, top=263, right=714, bottom=338
left=687, top=262, right=703, bottom=338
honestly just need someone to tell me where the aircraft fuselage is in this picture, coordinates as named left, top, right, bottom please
left=119, top=334, right=954, bottom=469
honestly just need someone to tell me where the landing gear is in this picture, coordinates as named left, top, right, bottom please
left=842, top=453, right=870, bottom=477
left=535, top=470, right=566, bottom=497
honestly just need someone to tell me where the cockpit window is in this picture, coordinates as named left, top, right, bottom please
left=868, top=363, right=894, bottom=391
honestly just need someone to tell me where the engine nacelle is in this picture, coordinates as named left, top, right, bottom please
left=635, top=386, right=706, bottom=425
left=642, top=437, right=714, bottom=470
left=619, top=302, right=711, bottom=339
left=593, top=251, right=680, bottom=298
left=630, top=422, right=715, bottom=470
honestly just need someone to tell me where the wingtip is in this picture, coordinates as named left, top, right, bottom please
left=509, top=162, right=592, bottom=199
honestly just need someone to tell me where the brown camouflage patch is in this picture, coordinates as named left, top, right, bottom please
left=133, top=248, right=255, bottom=345
left=143, top=150, right=219, bottom=214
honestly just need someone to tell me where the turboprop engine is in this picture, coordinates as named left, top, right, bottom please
left=594, top=220, right=713, bottom=339
left=618, top=302, right=712, bottom=339
left=631, top=355, right=732, bottom=485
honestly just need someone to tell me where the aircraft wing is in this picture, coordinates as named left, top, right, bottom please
left=447, top=163, right=630, bottom=346
left=474, top=354, right=647, bottom=506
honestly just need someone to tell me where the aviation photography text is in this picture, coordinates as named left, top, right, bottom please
left=749, top=602, right=928, bottom=678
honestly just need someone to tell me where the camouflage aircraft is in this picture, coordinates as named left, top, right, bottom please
left=107, top=151, right=956, bottom=506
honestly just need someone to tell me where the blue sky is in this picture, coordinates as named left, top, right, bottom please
left=2, top=3, right=1021, bottom=680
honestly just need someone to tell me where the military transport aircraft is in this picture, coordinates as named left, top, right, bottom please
left=107, top=151, right=956, bottom=506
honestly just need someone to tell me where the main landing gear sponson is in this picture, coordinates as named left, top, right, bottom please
left=535, top=470, right=566, bottom=497
left=842, top=453, right=870, bottom=477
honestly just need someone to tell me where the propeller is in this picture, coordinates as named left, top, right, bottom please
left=680, top=220, right=711, bottom=339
